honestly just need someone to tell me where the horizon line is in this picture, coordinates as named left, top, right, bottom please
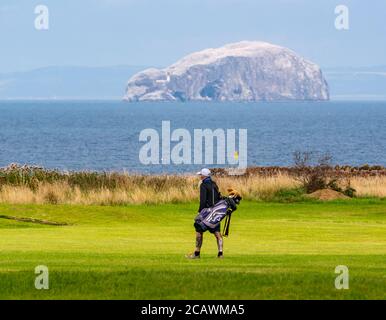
left=2, top=63, right=386, bottom=75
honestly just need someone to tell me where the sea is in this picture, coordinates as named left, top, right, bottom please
left=0, top=100, right=385, bottom=174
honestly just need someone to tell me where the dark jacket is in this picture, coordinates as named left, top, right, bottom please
left=198, top=177, right=221, bottom=213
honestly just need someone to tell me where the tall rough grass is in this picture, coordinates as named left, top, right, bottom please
left=351, top=176, right=386, bottom=198
left=0, top=175, right=297, bottom=205
left=0, top=164, right=385, bottom=205
left=0, top=166, right=297, bottom=205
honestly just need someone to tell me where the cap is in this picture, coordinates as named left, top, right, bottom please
left=196, top=168, right=211, bottom=177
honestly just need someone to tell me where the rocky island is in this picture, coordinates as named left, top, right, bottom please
left=124, top=41, right=329, bottom=102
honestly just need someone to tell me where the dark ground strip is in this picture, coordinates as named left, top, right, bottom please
left=0, top=215, right=70, bottom=226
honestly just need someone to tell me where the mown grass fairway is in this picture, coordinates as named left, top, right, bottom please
left=0, top=199, right=385, bottom=299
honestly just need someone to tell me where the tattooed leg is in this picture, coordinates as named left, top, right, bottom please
left=214, top=231, right=223, bottom=255
left=195, top=232, right=203, bottom=252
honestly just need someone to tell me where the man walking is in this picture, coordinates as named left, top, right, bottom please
left=186, top=168, right=223, bottom=259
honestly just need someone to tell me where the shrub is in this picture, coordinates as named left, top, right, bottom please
left=292, top=151, right=336, bottom=193
left=291, top=151, right=359, bottom=196
left=343, top=186, right=356, bottom=198
left=360, top=164, right=370, bottom=171
left=327, top=179, right=343, bottom=193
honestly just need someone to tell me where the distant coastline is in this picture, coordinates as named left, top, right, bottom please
left=1, top=65, right=386, bottom=101
left=2, top=97, right=386, bottom=102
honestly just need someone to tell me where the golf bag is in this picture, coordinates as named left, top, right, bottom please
left=194, top=196, right=239, bottom=237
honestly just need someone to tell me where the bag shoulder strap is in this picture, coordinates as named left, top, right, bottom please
left=212, top=181, right=220, bottom=205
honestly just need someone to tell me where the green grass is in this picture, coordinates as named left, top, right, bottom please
left=0, top=199, right=385, bottom=300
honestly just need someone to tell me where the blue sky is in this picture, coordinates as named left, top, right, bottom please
left=0, top=0, right=385, bottom=72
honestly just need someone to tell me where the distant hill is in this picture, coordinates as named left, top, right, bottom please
left=324, top=66, right=386, bottom=100
left=0, top=66, right=148, bottom=100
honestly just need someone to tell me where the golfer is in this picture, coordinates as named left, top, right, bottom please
left=186, top=168, right=223, bottom=259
